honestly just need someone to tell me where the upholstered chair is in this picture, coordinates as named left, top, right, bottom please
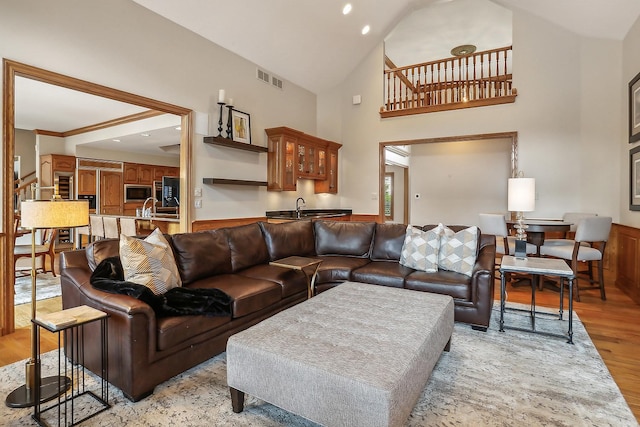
left=539, top=216, right=612, bottom=302
left=542, top=212, right=598, bottom=246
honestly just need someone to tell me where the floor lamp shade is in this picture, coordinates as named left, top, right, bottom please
left=507, top=178, right=535, bottom=213
left=21, top=200, right=89, bottom=229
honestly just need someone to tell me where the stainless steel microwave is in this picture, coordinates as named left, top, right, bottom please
left=124, top=185, right=153, bottom=202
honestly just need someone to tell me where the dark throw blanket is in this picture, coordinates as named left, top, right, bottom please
left=90, top=256, right=232, bottom=317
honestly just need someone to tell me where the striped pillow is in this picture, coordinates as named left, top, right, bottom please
left=119, top=228, right=182, bottom=295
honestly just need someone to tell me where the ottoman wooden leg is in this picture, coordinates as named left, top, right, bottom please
left=230, top=387, right=245, bottom=413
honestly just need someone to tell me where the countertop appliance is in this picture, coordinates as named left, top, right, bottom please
left=124, top=184, right=153, bottom=202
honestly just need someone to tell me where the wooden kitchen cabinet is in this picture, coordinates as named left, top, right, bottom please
left=265, top=127, right=340, bottom=192
left=77, top=169, right=97, bottom=195
left=315, top=141, right=341, bottom=194
left=267, top=131, right=297, bottom=191
left=39, top=154, right=76, bottom=200
left=100, top=171, right=123, bottom=215
left=153, top=166, right=179, bottom=181
left=124, top=163, right=154, bottom=185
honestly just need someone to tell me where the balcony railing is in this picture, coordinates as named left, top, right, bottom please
left=381, top=46, right=516, bottom=118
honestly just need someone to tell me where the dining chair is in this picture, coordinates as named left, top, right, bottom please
left=14, top=228, right=58, bottom=277
left=89, top=215, right=105, bottom=242
left=542, top=212, right=598, bottom=246
left=539, top=216, right=612, bottom=302
left=103, top=216, right=120, bottom=239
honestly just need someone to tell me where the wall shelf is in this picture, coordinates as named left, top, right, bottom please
left=203, top=178, right=268, bottom=186
left=203, top=136, right=268, bottom=153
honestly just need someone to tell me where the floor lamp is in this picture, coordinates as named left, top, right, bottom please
left=6, top=198, right=89, bottom=408
left=508, top=176, right=535, bottom=258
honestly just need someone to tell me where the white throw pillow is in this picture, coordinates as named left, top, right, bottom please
left=399, top=225, right=443, bottom=272
left=119, top=228, right=182, bottom=295
left=438, top=225, right=479, bottom=277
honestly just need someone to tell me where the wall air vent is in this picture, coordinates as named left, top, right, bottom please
left=257, top=68, right=270, bottom=84
left=257, top=68, right=284, bottom=90
left=271, top=76, right=283, bottom=90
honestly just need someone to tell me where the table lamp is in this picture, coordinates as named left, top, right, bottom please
left=6, top=198, right=89, bottom=408
left=508, top=176, right=535, bottom=258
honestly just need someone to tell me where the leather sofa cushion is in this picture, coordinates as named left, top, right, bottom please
left=259, top=220, right=315, bottom=261
left=404, top=270, right=472, bottom=301
left=314, top=221, right=375, bottom=257
left=187, top=274, right=282, bottom=318
left=239, top=264, right=308, bottom=298
left=157, top=314, right=230, bottom=351
left=86, top=238, right=120, bottom=271
left=171, top=230, right=232, bottom=284
left=226, top=223, right=271, bottom=272
left=351, top=261, right=414, bottom=288
left=312, top=255, right=370, bottom=283
left=371, top=223, right=407, bottom=261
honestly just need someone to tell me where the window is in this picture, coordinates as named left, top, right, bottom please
left=384, top=172, right=394, bottom=221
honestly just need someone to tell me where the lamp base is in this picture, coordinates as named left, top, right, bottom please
left=5, top=376, right=71, bottom=408
left=514, top=239, right=528, bottom=259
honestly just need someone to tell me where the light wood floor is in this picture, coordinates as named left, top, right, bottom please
left=1, top=274, right=638, bottom=422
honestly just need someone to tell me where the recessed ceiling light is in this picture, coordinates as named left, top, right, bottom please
left=342, top=3, right=352, bottom=15
left=112, top=139, right=121, bottom=142
left=140, top=133, right=150, bottom=137
left=175, top=126, right=181, bottom=131
left=361, top=25, right=370, bottom=35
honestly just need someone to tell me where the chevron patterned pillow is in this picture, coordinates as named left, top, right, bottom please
left=119, top=228, right=182, bottom=295
left=399, top=225, right=443, bottom=272
left=438, top=226, right=479, bottom=277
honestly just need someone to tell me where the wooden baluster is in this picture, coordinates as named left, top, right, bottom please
left=385, top=71, right=390, bottom=110
left=503, top=47, right=508, bottom=95
left=495, top=50, right=500, bottom=96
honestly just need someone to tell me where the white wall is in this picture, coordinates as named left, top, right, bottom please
left=408, top=139, right=512, bottom=225
left=320, top=7, right=623, bottom=222
left=0, top=0, right=318, bottom=221
left=621, top=15, right=640, bottom=228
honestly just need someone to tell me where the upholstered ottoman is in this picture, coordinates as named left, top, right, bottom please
left=226, top=281, right=454, bottom=427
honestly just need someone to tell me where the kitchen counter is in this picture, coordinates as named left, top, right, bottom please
left=265, top=209, right=352, bottom=221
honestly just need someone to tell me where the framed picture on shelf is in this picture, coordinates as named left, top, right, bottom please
left=231, top=110, right=251, bottom=144
left=629, top=71, right=640, bottom=143
left=630, top=145, right=640, bottom=211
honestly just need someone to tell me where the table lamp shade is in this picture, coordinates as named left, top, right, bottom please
left=507, top=178, right=535, bottom=212
left=21, top=200, right=89, bottom=229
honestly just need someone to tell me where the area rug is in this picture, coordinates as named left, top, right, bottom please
left=14, top=273, right=61, bottom=306
left=0, top=305, right=636, bottom=426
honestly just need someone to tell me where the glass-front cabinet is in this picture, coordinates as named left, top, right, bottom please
left=265, top=127, right=341, bottom=192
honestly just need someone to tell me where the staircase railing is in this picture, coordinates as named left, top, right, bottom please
left=381, top=46, right=516, bottom=118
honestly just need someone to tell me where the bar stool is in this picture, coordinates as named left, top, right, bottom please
left=103, top=217, right=120, bottom=239
left=89, top=215, right=105, bottom=242
left=119, top=217, right=138, bottom=237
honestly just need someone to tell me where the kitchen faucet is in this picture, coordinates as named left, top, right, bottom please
left=295, top=197, right=306, bottom=219
left=142, top=197, right=158, bottom=217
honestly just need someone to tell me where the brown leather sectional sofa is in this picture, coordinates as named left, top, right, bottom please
left=60, top=220, right=496, bottom=401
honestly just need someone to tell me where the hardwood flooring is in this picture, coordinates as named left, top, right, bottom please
left=0, top=275, right=638, bottom=422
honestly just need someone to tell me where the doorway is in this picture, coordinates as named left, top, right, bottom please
left=379, top=132, right=518, bottom=225
left=2, top=59, right=193, bottom=335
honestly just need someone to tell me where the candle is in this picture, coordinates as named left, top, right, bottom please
left=218, top=89, right=225, bottom=103
left=228, top=98, right=233, bottom=106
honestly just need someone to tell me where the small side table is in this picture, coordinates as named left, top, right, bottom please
left=33, top=305, right=110, bottom=426
left=499, top=255, right=575, bottom=344
left=269, top=256, right=323, bottom=299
